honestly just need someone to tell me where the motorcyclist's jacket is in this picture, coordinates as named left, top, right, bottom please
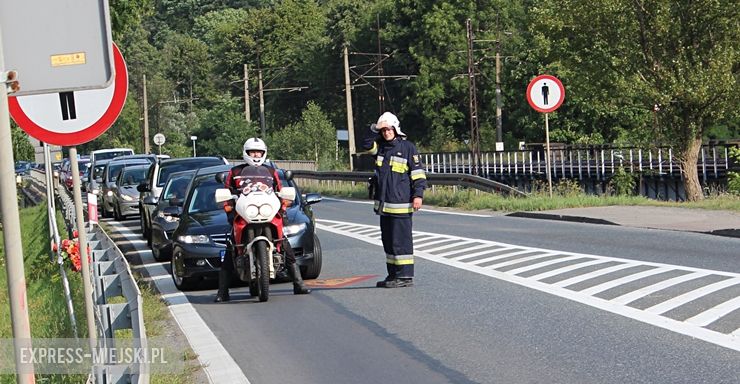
left=225, top=163, right=282, bottom=195
left=363, top=133, right=427, bottom=217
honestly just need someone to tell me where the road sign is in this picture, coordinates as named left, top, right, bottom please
left=0, top=0, right=114, bottom=95
left=153, top=133, right=166, bottom=146
left=8, top=43, right=127, bottom=146
left=527, top=75, right=565, bottom=113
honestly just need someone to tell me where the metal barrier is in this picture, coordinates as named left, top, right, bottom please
left=55, top=184, right=149, bottom=384
left=289, top=170, right=527, bottom=197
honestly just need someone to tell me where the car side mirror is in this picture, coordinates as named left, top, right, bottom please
left=304, top=193, right=322, bottom=205
left=95, top=177, right=103, bottom=183
left=169, top=197, right=183, bottom=207
left=284, top=170, right=294, bottom=181
left=143, top=196, right=158, bottom=205
left=137, top=182, right=150, bottom=193
left=214, top=188, right=233, bottom=203
left=162, top=206, right=182, bottom=217
left=215, top=171, right=228, bottom=184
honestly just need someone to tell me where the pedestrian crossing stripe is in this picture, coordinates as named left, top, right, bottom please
left=305, top=274, right=378, bottom=288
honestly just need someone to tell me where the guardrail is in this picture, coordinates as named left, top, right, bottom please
left=54, top=183, right=149, bottom=383
left=290, top=170, right=527, bottom=197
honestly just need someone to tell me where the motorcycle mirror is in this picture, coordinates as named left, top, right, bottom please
left=277, top=186, right=296, bottom=202
left=214, top=171, right=228, bottom=184
left=214, top=188, right=233, bottom=203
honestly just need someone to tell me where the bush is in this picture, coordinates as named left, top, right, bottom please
left=608, top=167, right=637, bottom=196
left=728, top=147, right=740, bottom=195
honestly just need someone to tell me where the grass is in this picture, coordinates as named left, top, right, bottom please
left=297, top=179, right=740, bottom=212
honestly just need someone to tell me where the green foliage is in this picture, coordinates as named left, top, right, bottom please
left=11, top=124, right=34, bottom=162
left=195, top=95, right=257, bottom=159
left=267, top=101, right=337, bottom=169
left=728, top=147, right=740, bottom=195
left=608, top=167, right=637, bottom=196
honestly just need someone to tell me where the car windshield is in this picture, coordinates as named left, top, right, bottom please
left=119, top=168, right=148, bottom=186
left=156, top=158, right=224, bottom=187
left=187, top=178, right=222, bottom=214
left=93, top=164, right=107, bottom=179
left=107, top=161, right=148, bottom=182
left=161, top=174, right=193, bottom=202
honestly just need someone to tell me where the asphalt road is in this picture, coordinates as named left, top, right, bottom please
left=104, top=198, right=740, bottom=383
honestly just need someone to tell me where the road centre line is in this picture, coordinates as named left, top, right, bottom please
left=317, top=219, right=740, bottom=352
left=323, top=197, right=493, bottom=217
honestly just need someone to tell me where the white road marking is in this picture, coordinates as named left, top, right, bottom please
left=317, top=219, right=740, bottom=352
left=106, top=221, right=250, bottom=384
left=323, top=197, right=493, bottom=217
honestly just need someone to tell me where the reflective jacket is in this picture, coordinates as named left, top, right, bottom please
left=364, top=135, right=427, bottom=216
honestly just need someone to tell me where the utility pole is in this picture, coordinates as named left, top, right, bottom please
left=143, top=74, right=150, bottom=154
left=376, top=14, right=385, bottom=114
left=343, top=44, right=356, bottom=171
left=244, top=64, right=251, bottom=122
left=466, top=19, right=481, bottom=175
left=258, top=67, right=266, bottom=138
left=495, top=41, right=503, bottom=150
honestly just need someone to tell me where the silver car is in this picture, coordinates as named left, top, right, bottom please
left=110, top=165, right=149, bottom=220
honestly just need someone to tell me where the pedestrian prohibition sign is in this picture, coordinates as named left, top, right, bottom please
left=8, top=43, right=128, bottom=146
left=526, top=74, right=565, bottom=113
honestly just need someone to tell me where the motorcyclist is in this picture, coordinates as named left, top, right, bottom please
left=215, top=137, right=311, bottom=302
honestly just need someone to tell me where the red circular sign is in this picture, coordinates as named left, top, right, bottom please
left=526, top=74, right=565, bottom=113
left=8, top=43, right=128, bottom=146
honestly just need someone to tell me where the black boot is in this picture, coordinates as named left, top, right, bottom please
left=376, top=264, right=396, bottom=287
left=288, top=263, right=311, bottom=294
left=215, top=251, right=232, bottom=302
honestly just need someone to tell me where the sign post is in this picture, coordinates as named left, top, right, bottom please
left=8, top=43, right=128, bottom=357
left=153, top=133, right=166, bottom=155
left=527, top=74, right=565, bottom=198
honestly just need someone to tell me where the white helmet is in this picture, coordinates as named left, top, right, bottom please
left=376, top=112, right=406, bottom=137
left=243, top=137, right=267, bottom=166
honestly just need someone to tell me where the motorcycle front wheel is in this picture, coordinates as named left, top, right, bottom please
left=255, top=240, right=270, bottom=302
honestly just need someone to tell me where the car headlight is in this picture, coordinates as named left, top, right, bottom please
left=178, top=235, right=210, bottom=244
left=106, top=191, right=113, bottom=197
left=92, top=189, right=100, bottom=195
left=122, top=195, right=134, bottom=201
left=283, top=223, right=306, bottom=236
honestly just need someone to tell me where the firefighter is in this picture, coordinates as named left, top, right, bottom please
left=215, top=138, right=310, bottom=302
left=362, top=112, right=427, bottom=288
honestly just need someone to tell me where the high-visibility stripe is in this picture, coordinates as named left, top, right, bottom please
left=376, top=155, right=384, bottom=167
left=383, top=206, right=414, bottom=214
left=386, top=255, right=414, bottom=265
left=389, top=155, right=407, bottom=164
left=411, top=169, right=426, bottom=180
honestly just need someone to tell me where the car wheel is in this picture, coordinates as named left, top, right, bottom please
left=302, top=235, right=322, bottom=280
left=171, top=248, right=197, bottom=291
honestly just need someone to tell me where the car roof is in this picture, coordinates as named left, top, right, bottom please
left=107, top=154, right=157, bottom=164
left=160, top=156, right=226, bottom=166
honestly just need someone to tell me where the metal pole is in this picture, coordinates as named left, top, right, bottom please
left=495, top=43, right=503, bottom=147
left=192, top=140, right=197, bottom=157
left=69, top=148, right=97, bottom=351
left=0, top=28, right=36, bottom=382
left=244, top=64, right=251, bottom=122
left=143, top=74, right=150, bottom=154
left=258, top=68, right=266, bottom=138
left=544, top=113, right=553, bottom=198
left=343, top=44, right=356, bottom=171
left=466, top=19, right=481, bottom=175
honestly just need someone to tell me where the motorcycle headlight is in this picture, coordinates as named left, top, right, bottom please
left=283, top=223, right=306, bottom=236
left=245, top=204, right=259, bottom=219
left=178, top=235, right=209, bottom=244
left=259, top=204, right=273, bottom=217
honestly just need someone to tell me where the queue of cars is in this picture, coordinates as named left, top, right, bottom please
left=75, top=148, right=324, bottom=292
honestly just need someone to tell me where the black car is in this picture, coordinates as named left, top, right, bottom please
left=138, top=156, right=229, bottom=247
left=149, top=170, right=196, bottom=261
left=169, top=164, right=323, bottom=290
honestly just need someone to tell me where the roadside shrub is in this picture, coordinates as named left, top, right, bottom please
left=608, top=166, right=637, bottom=196
left=728, top=147, right=740, bottom=195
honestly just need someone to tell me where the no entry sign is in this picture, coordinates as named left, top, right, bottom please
left=8, top=43, right=128, bottom=146
left=526, top=75, right=565, bottom=113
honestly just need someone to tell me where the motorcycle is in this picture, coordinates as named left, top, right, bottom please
left=215, top=176, right=296, bottom=302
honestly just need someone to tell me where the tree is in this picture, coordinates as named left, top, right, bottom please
left=11, top=124, right=34, bottom=162
left=530, top=0, right=740, bottom=201
left=267, top=101, right=337, bottom=169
